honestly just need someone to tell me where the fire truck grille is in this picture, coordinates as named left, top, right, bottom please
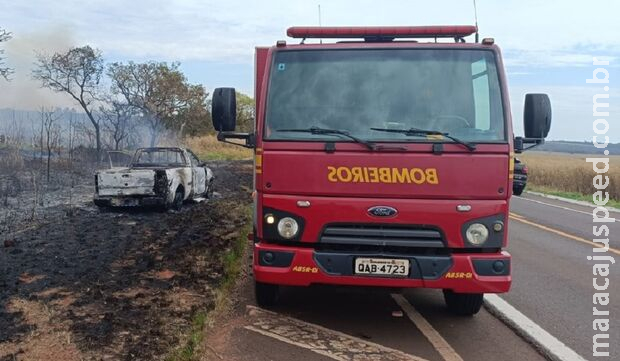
left=320, top=224, right=445, bottom=248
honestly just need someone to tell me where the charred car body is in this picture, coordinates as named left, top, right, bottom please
left=94, top=147, right=214, bottom=209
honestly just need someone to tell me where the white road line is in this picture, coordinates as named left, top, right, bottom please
left=510, top=212, right=620, bottom=256
left=484, top=294, right=588, bottom=361
left=526, top=191, right=620, bottom=213
left=516, top=196, right=595, bottom=216
left=245, top=305, right=427, bottom=361
left=391, top=294, right=463, bottom=361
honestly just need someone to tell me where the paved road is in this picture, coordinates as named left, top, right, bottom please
left=506, top=194, right=619, bottom=360
left=206, top=193, right=619, bottom=361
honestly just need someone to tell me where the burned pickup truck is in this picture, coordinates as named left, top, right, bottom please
left=94, top=147, right=214, bottom=209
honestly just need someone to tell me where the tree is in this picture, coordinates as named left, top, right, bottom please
left=107, top=61, right=209, bottom=146
left=0, top=28, right=12, bottom=80
left=176, top=85, right=211, bottom=137
left=33, top=45, right=104, bottom=158
left=235, top=92, right=255, bottom=133
left=40, top=108, right=61, bottom=182
left=101, top=101, right=135, bottom=150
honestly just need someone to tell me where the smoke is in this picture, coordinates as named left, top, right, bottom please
left=0, top=25, right=77, bottom=110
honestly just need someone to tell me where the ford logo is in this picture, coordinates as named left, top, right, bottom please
left=368, top=206, right=398, bottom=218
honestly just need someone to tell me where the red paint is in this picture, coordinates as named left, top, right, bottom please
left=252, top=27, right=514, bottom=294
left=254, top=243, right=511, bottom=293
left=262, top=195, right=508, bottom=248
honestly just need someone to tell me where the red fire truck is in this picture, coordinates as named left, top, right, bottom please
left=212, top=26, right=551, bottom=315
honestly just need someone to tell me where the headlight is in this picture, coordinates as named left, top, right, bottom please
left=277, top=217, right=299, bottom=239
left=466, top=223, right=489, bottom=245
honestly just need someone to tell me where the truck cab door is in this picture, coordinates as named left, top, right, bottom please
left=188, top=151, right=207, bottom=196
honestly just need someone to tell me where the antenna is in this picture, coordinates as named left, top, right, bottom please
left=473, top=0, right=479, bottom=43
left=318, top=4, right=323, bottom=44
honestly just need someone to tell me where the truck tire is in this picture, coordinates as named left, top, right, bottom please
left=513, top=186, right=524, bottom=196
left=206, top=180, right=214, bottom=199
left=443, top=290, right=484, bottom=316
left=255, top=281, right=279, bottom=308
left=170, top=188, right=183, bottom=210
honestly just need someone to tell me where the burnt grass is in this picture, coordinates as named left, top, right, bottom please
left=0, top=160, right=253, bottom=360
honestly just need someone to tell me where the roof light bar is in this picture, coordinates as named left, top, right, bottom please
left=287, top=26, right=477, bottom=39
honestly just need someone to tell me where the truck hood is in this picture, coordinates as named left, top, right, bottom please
left=260, top=149, right=510, bottom=200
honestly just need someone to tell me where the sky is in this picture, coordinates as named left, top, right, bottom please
left=0, top=0, right=618, bottom=142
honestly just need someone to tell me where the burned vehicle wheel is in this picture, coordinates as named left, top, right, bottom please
left=206, top=180, right=214, bottom=199
left=443, top=290, right=484, bottom=316
left=255, top=281, right=279, bottom=308
left=170, top=189, right=184, bottom=210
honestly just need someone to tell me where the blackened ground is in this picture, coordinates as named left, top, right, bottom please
left=0, top=160, right=253, bottom=361
left=0, top=151, right=96, bottom=237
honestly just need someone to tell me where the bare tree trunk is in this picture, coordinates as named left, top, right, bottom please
left=94, top=122, right=101, bottom=162
left=46, top=131, right=51, bottom=183
left=149, top=127, right=157, bottom=147
left=30, top=170, right=38, bottom=221
left=68, top=114, right=75, bottom=216
left=178, top=122, right=186, bottom=140
left=39, top=110, right=44, bottom=169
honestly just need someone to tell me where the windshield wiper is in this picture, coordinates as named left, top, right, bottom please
left=370, top=127, right=476, bottom=151
left=276, top=127, right=376, bottom=150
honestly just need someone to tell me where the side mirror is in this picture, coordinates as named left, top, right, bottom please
left=523, top=93, right=551, bottom=139
left=211, top=87, right=255, bottom=149
left=212, top=87, right=237, bottom=132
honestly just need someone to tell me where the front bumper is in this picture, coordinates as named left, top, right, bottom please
left=254, top=242, right=511, bottom=293
left=94, top=195, right=167, bottom=207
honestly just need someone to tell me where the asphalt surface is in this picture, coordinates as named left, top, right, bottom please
left=506, top=194, right=619, bottom=360
left=206, top=192, right=619, bottom=361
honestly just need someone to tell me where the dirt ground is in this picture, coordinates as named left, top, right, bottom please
left=0, top=160, right=253, bottom=361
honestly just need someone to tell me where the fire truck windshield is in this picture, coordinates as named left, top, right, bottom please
left=264, top=49, right=506, bottom=143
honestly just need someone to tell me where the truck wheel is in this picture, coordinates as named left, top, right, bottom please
left=171, top=189, right=183, bottom=210
left=255, top=281, right=279, bottom=308
left=443, top=290, right=484, bottom=316
left=513, top=186, right=524, bottom=196
left=206, top=180, right=214, bottom=199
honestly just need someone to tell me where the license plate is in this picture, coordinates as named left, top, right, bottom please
left=111, top=198, right=139, bottom=207
left=354, top=258, right=409, bottom=277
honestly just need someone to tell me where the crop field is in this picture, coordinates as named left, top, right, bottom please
left=519, top=151, right=620, bottom=206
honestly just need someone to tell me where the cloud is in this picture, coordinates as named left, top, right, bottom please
left=510, top=85, right=618, bottom=142
left=1, top=0, right=619, bottom=142
left=2, top=0, right=619, bottom=67
left=503, top=48, right=618, bottom=69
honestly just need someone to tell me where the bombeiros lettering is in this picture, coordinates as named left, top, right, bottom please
left=327, top=166, right=439, bottom=185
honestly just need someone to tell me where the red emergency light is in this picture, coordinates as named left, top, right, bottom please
left=287, top=25, right=477, bottom=39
